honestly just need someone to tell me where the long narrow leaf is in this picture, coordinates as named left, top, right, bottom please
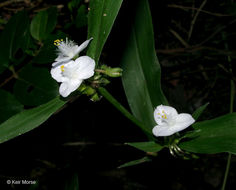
left=118, top=156, right=151, bottom=169
left=126, top=141, right=163, bottom=153
left=179, top=113, right=236, bottom=154
left=192, top=102, right=209, bottom=120
left=30, top=7, right=57, bottom=41
left=121, top=0, right=167, bottom=131
left=87, top=0, right=123, bottom=63
left=0, top=97, right=65, bottom=144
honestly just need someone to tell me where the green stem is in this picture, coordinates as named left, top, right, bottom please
left=222, top=153, right=232, bottom=190
left=95, top=69, right=106, bottom=74
left=98, top=87, right=154, bottom=140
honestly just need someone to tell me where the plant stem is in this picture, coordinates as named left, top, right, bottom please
left=222, top=153, right=232, bottom=190
left=98, top=87, right=154, bottom=140
left=95, top=69, right=106, bottom=73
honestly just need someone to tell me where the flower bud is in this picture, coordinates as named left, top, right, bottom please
left=101, top=65, right=123, bottom=77
left=99, top=78, right=110, bottom=85
left=78, top=84, right=87, bottom=92
left=90, top=93, right=100, bottom=102
left=82, top=86, right=96, bottom=96
left=94, top=73, right=102, bottom=80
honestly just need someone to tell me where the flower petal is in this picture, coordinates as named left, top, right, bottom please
left=55, top=55, right=71, bottom=62
left=53, top=57, right=71, bottom=67
left=172, top=113, right=195, bottom=132
left=161, top=105, right=178, bottom=115
left=63, top=60, right=76, bottom=68
left=59, top=79, right=82, bottom=97
left=74, top=56, right=95, bottom=79
left=152, top=125, right=176, bottom=137
left=50, top=65, right=67, bottom=82
left=74, top=37, right=93, bottom=55
left=153, top=105, right=178, bottom=125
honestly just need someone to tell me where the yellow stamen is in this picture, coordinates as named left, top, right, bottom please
left=54, top=39, right=63, bottom=46
left=60, top=65, right=65, bottom=72
left=161, top=114, right=167, bottom=119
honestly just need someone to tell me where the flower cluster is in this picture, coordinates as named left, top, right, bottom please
left=152, top=105, right=195, bottom=137
left=50, top=38, right=95, bottom=97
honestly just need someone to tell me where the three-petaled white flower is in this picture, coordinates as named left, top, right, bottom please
left=152, top=105, right=195, bottom=137
left=51, top=56, right=95, bottom=97
left=52, top=37, right=93, bottom=67
left=50, top=38, right=95, bottom=97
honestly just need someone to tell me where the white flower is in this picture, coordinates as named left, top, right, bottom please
left=51, top=56, right=95, bottom=97
left=152, top=105, right=195, bottom=137
left=52, top=37, right=93, bottom=67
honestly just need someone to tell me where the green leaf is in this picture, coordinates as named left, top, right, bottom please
left=0, top=97, right=65, bottom=144
left=179, top=113, right=236, bottom=154
left=30, top=7, right=57, bottom=41
left=87, top=0, right=123, bottom=63
left=192, top=102, right=209, bottom=120
left=0, top=11, right=30, bottom=73
left=0, top=89, right=24, bottom=124
left=118, top=156, right=151, bottom=169
left=13, top=64, right=58, bottom=106
left=121, top=0, right=168, bottom=131
left=126, top=141, right=163, bottom=153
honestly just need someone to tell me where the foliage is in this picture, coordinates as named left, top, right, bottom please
left=0, top=0, right=123, bottom=143
left=0, top=0, right=236, bottom=188
left=121, top=0, right=168, bottom=133
left=0, top=0, right=235, bottom=156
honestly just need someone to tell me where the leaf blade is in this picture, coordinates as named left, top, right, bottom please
left=179, top=113, right=236, bottom=154
left=192, top=102, right=209, bottom=120
left=121, top=0, right=167, bottom=131
left=126, top=141, right=163, bottom=153
left=87, top=0, right=123, bottom=63
left=118, top=156, right=151, bottom=169
left=0, top=97, right=65, bottom=144
left=30, top=7, right=57, bottom=41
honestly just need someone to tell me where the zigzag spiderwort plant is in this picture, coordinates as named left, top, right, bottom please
left=48, top=1, right=236, bottom=188
left=0, top=0, right=235, bottom=189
